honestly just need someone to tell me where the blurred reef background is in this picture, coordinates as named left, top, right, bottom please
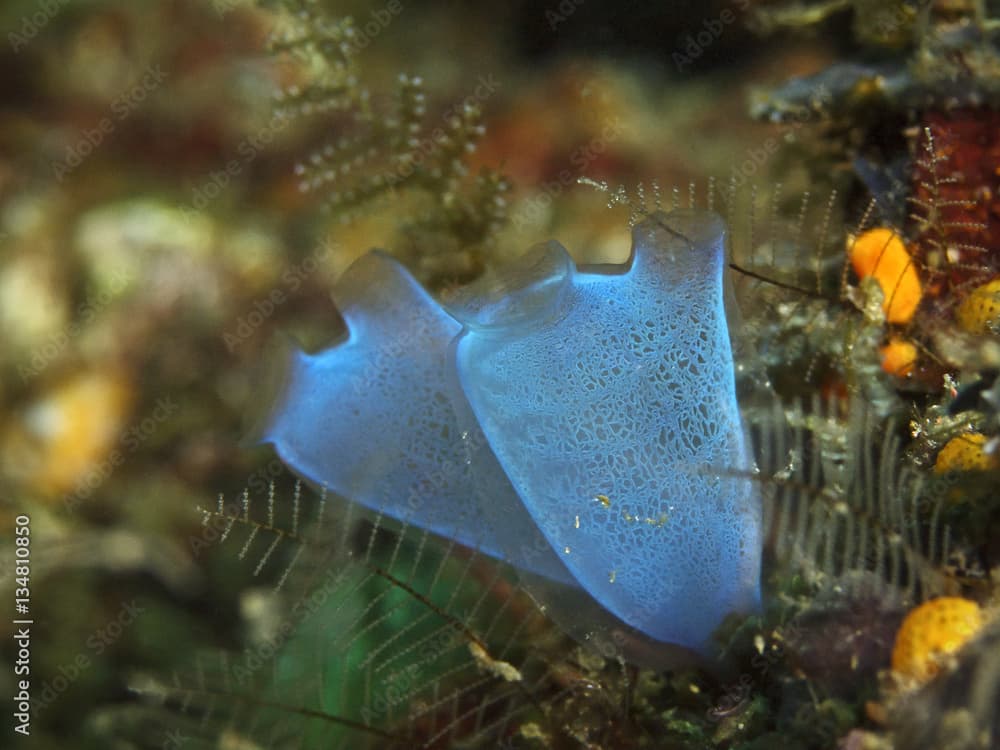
left=1, top=0, right=1000, bottom=748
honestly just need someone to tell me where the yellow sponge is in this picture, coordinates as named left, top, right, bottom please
left=891, top=597, right=984, bottom=684
left=955, top=277, right=1000, bottom=334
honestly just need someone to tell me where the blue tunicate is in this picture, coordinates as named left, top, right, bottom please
left=452, top=210, right=760, bottom=652
left=253, top=249, right=574, bottom=586
left=254, top=209, right=761, bottom=657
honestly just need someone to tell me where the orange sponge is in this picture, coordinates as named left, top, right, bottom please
left=878, top=337, right=917, bottom=377
left=849, top=228, right=922, bottom=324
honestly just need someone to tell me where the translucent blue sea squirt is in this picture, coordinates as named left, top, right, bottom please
left=256, top=209, right=761, bottom=656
